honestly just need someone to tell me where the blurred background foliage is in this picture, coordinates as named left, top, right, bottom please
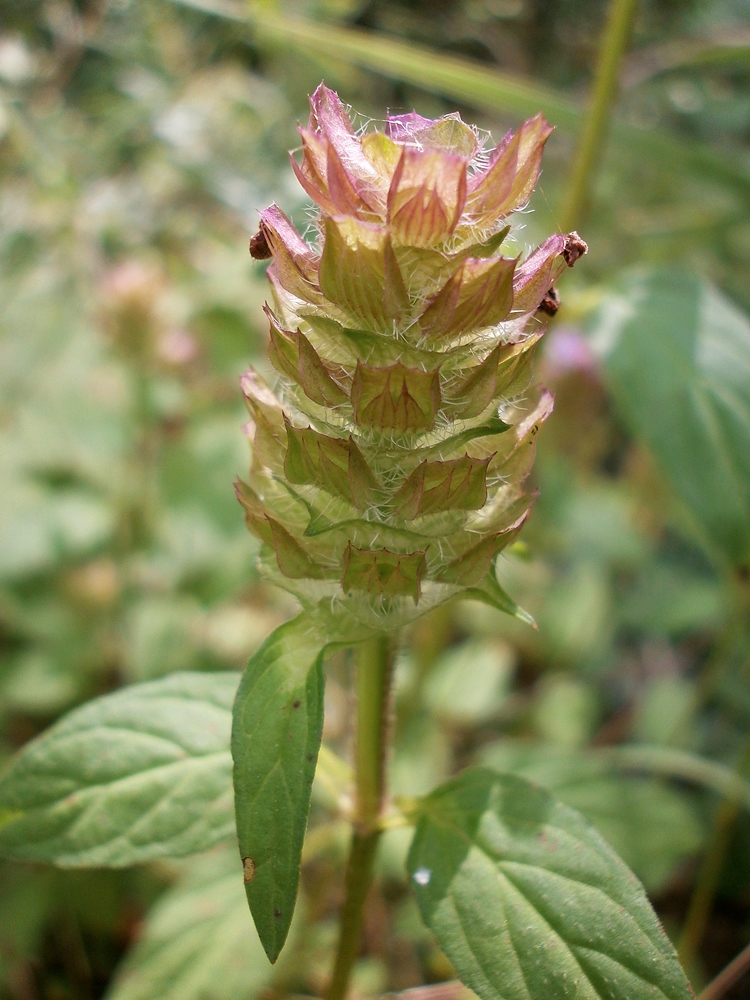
left=1, top=0, right=750, bottom=996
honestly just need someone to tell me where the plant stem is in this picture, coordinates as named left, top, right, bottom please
left=699, top=939, right=750, bottom=1000
left=679, top=581, right=750, bottom=968
left=130, top=368, right=158, bottom=547
left=678, top=733, right=750, bottom=967
left=326, top=635, right=395, bottom=1000
left=560, top=0, right=639, bottom=231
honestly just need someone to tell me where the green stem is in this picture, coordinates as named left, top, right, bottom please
left=560, top=0, right=640, bottom=231
left=326, top=635, right=395, bottom=1000
left=678, top=733, right=750, bottom=967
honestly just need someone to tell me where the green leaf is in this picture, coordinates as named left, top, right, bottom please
left=424, top=640, right=514, bottom=725
left=231, top=613, right=325, bottom=964
left=106, top=847, right=275, bottom=1000
left=480, top=743, right=704, bottom=893
left=590, top=269, right=750, bottom=569
left=557, top=776, right=703, bottom=895
left=463, top=572, right=536, bottom=627
left=421, top=416, right=511, bottom=462
left=0, top=673, right=239, bottom=866
left=407, top=768, right=693, bottom=1000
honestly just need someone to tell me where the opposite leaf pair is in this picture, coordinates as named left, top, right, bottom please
left=0, top=667, right=693, bottom=999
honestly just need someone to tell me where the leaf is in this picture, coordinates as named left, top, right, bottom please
left=446, top=337, right=539, bottom=420
left=422, top=416, right=511, bottom=461
left=259, top=204, right=321, bottom=306
left=480, top=743, right=704, bottom=894
left=590, top=269, right=750, bottom=568
left=461, top=225, right=511, bottom=260
left=440, top=521, right=529, bottom=588
left=407, top=768, right=694, bottom=1000
left=465, top=114, right=552, bottom=226
left=231, top=613, right=326, bottom=964
left=463, top=571, right=536, bottom=627
left=266, top=518, right=329, bottom=580
left=558, top=777, right=702, bottom=895
left=0, top=470, right=113, bottom=580
left=387, top=146, right=467, bottom=247
left=106, top=847, right=275, bottom=1000
left=0, top=673, right=239, bottom=866
left=424, top=640, right=515, bottom=725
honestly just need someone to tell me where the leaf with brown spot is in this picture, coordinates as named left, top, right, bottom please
left=107, top=846, right=275, bottom=1000
left=232, top=615, right=327, bottom=963
left=249, top=223, right=273, bottom=260
left=511, top=234, right=568, bottom=315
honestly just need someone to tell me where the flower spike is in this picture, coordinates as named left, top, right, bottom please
left=242, top=85, right=587, bottom=630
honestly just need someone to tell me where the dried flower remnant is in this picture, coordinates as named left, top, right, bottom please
left=249, top=223, right=273, bottom=260
left=538, top=287, right=561, bottom=316
left=239, top=84, right=587, bottom=632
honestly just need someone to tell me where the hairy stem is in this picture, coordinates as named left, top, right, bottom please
left=326, top=635, right=396, bottom=1000
left=560, top=0, right=639, bottom=231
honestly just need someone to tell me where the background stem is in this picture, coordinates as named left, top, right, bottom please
left=678, top=733, right=750, bottom=966
left=698, top=939, right=750, bottom=1000
left=560, top=0, right=640, bottom=231
left=326, top=635, right=396, bottom=1000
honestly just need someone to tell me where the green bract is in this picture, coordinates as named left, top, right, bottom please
left=240, top=84, right=587, bottom=633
